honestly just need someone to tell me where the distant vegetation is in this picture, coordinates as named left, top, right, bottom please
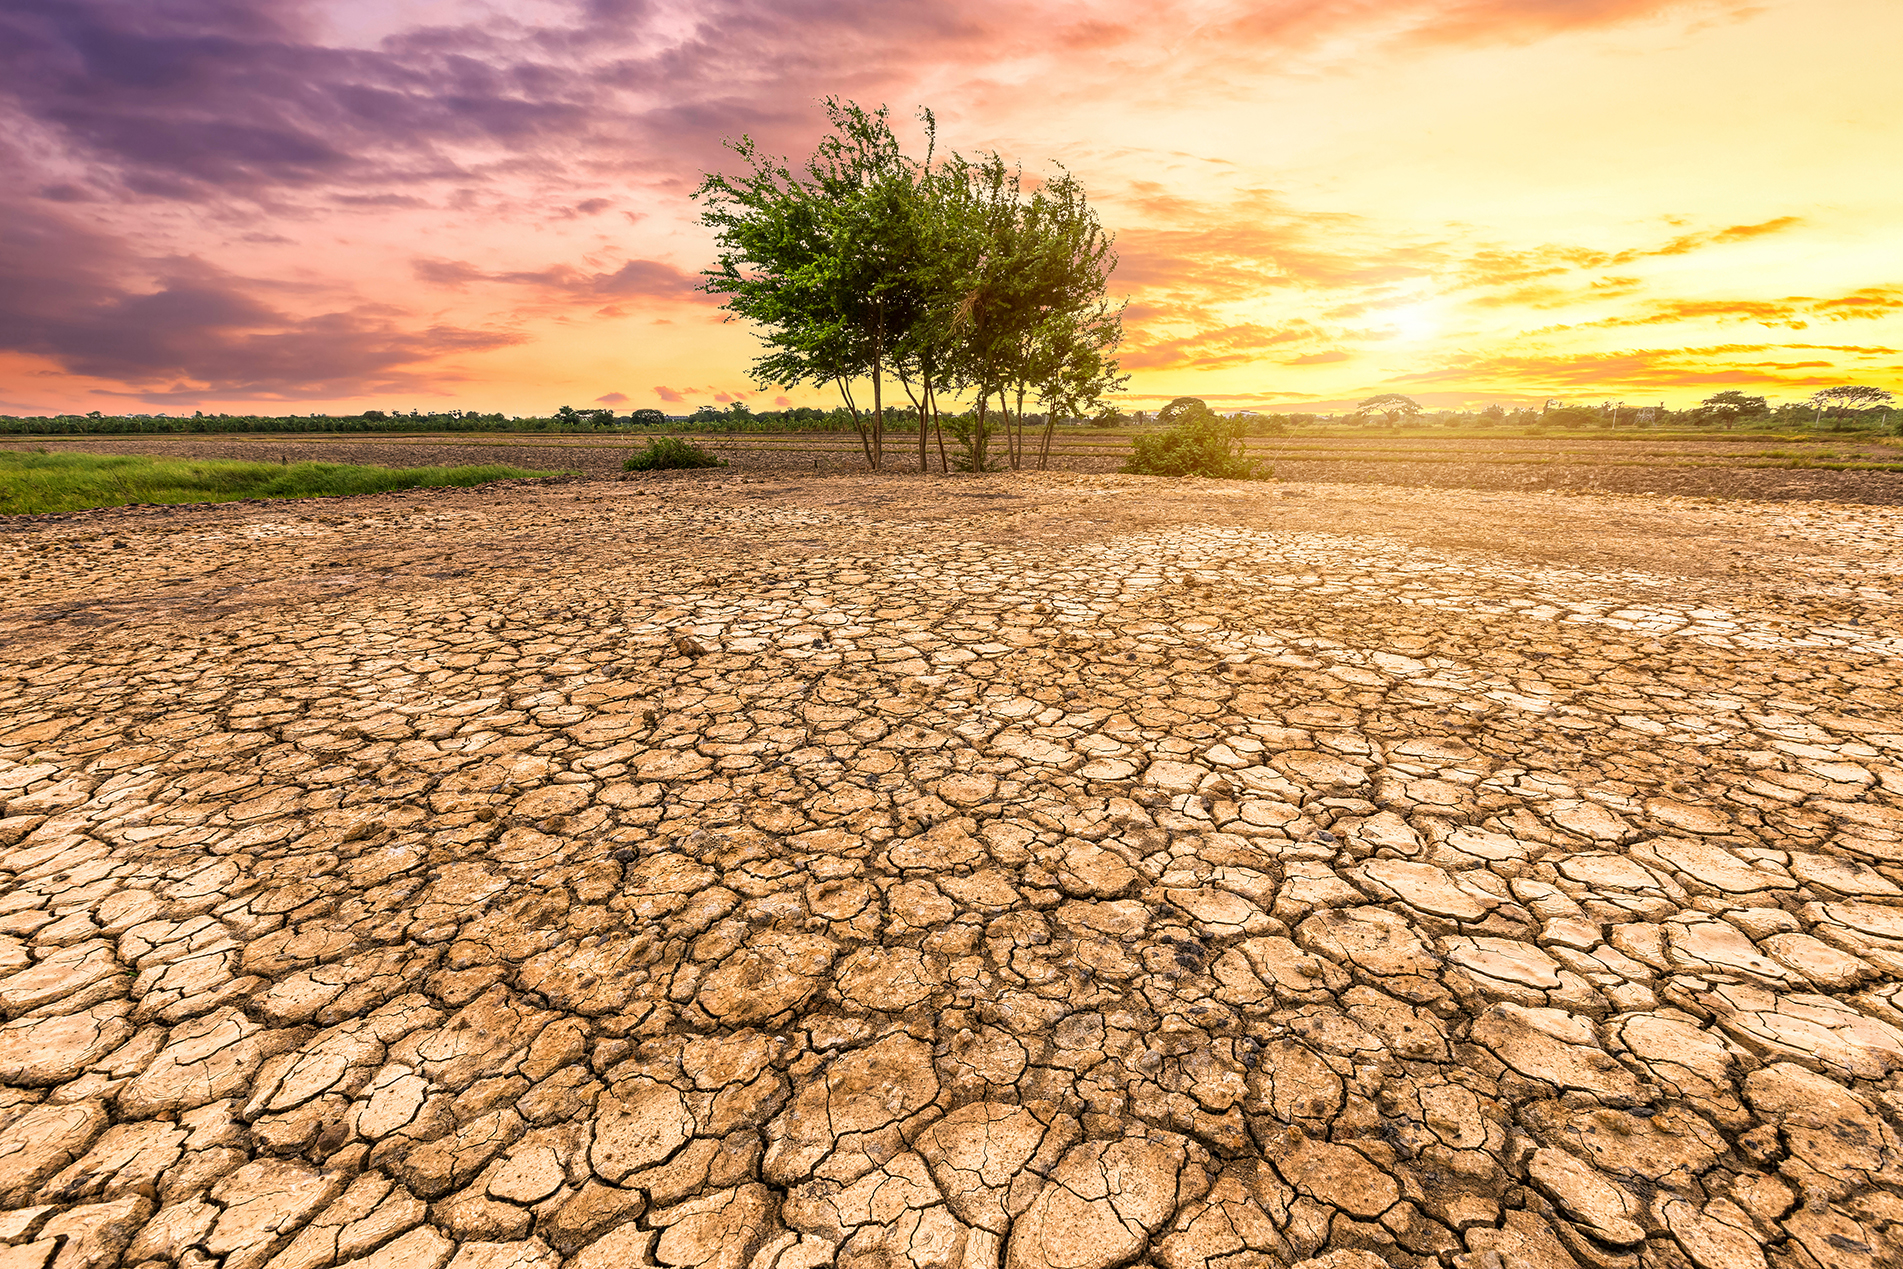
left=1311, top=388, right=1899, bottom=436
left=0, top=452, right=553, bottom=515
left=623, top=437, right=728, bottom=471
left=2, top=386, right=1893, bottom=442
left=0, top=405, right=872, bottom=436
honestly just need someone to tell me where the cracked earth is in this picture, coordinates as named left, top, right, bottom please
left=2, top=471, right=1902, bottom=1269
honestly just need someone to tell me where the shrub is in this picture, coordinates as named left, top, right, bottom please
left=944, top=412, right=1003, bottom=471
left=623, top=436, right=728, bottom=471
left=1122, top=402, right=1270, bottom=480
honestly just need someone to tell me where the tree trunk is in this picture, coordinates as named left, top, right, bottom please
left=973, top=391, right=990, bottom=472
left=897, top=366, right=930, bottom=476
left=1037, top=403, right=1058, bottom=470
left=836, top=376, right=876, bottom=469
left=933, top=385, right=950, bottom=473
left=1010, top=385, right=1027, bottom=470
left=1002, top=392, right=1015, bottom=469
left=915, top=358, right=929, bottom=475
left=871, top=309, right=884, bottom=472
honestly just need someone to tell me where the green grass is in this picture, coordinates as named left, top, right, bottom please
left=0, top=451, right=558, bottom=515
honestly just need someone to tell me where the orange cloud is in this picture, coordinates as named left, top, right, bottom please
left=1122, top=323, right=1325, bottom=371
left=1394, top=348, right=1859, bottom=392
left=1534, top=287, right=1903, bottom=333
left=415, top=257, right=701, bottom=301
left=1649, top=216, right=1805, bottom=258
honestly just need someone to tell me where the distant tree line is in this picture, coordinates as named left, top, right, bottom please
left=0, top=411, right=525, bottom=436
left=0, top=406, right=871, bottom=436
left=9, top=383, right=1891, bottom=442
left=1295, top=387, right=1900, bottom=434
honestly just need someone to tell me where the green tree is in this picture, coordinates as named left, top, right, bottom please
left=1004, top=166, right=1126, bottom=469
left=888, top=118, right=972, bottom=474
left=1355, top=393, right=1421, bottom=426
left=1698, top=390, right=1768, bottom=428
left=699, top=102, right=1124, bottom=476
left=1158, top=397, right=1210, bottom=425
left=1808, top=384, right=1893, bottom=428
left=698, top=100, right=917, bottom=470
left=1027, top=297, right=1127, bottom=468
left=935, top=152, right=1046, bottom=470
left=553, top=405, right=613, bottom=427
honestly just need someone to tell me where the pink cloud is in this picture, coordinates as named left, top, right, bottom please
left=0, top=200, right=520, bottom=398
left=414, top=257, right=701, bottom=301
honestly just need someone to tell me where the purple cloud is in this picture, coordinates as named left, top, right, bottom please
left=413, top=255, right=700, bottom=299
left=0, top=197, right=520, bottom=397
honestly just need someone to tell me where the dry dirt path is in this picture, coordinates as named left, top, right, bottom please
left=2, top=472, right=1902, bottom=1269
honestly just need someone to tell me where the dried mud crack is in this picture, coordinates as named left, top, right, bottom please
left=2, top=472, right=1901, bottom=1269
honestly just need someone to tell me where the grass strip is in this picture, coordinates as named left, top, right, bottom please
left=0, top=451, right=558, bottom=515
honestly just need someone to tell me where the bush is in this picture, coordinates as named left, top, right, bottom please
left=623, top=436, right=728, bottom=471
left=944, top=412, right=1003, bottom=471
left=1122, top=403, right=1270, bottom=480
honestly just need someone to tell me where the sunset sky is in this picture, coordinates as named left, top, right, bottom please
left=1, top=0, right=1897, bottom=417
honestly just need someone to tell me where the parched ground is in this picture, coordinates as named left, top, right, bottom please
left=2, top=471, right=1903, bottom=1269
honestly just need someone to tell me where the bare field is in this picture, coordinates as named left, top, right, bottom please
left=3, top=472, right=1903, bottom=1269
left=9, top=430, right=1903, bottom=504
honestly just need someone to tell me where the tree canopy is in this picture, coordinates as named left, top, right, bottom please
left=1355, top=393, right=1422, bottom=425
left=1808, top=385, right=1893, bottom=416
left=1700, top=390, right=1768, bottom=415
left=696, top=101, right=1126, bottom=472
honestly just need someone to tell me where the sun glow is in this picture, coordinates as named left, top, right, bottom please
left=1378, top=298, right=1453, bottom=345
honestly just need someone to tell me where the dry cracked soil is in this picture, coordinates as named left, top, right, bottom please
left=2, top=470, right=1902, bottom=1269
